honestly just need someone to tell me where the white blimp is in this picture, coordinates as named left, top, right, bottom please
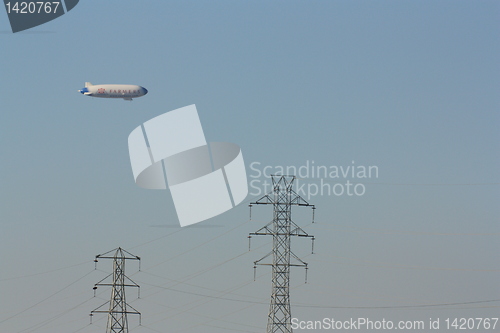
left=78, top=82, right=148, bottom=101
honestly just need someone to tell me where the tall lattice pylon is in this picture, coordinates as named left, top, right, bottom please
left=249, top=175, right=315, bottom=333
left=91, top=247, right=141, bottom=333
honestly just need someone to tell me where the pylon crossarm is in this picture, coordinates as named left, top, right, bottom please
left=290, top=221, right=312, bottom=237
left=120, top=249, right=141, bottom=261
left=289, top=191, right=311, bottom=206
left=124, top=275, right=140, bottom=288
left=95, top=247, right=141, bottom=261
left=92, top=310, right=140, bottom=315
left=94, top=273, right=113, bottom=286
left=291, top=233, right=314, bottom=238
left=95, top=248, right=121, bottom=258
left=250, top=229, right=272, bottom=236
left=290, top=252, right=307, bottom=267
left=288, top=263, right=308, bottom=267
left=96, top=255, right=140, bottom=260
left=254, top=251, right=273, bottom=265
left=91, top=300, right=110, bottom=313
left=125, top=303, right=141, bottom=316
left=93, top=283, right=140, bottom=288
left=250, top=220, right=274, bottom=235
left=251, top=194, right=275, bottom=205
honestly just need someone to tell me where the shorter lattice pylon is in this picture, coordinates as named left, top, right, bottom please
left=90, top=247, right=141, bottom=333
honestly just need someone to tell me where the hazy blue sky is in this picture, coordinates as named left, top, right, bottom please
left=1, top=1, right=499, bottom=332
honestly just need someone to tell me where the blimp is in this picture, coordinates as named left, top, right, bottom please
left=78, top=82, right=148, bottom=101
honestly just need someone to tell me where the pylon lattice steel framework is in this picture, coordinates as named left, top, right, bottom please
left=91, top=247, right=141, bottom=333
left=249, top=175, right=315, bottom=333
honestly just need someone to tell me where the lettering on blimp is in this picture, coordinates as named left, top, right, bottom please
left=109, top=89, right=139, bottom=94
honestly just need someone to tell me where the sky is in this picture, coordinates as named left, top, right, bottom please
left=1, top=0, right=499, bottom=332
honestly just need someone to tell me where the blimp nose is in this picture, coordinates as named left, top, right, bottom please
left=143, top=87, right=148, bottom=95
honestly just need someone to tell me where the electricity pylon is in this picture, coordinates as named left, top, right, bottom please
left=91, top=247, right=141, bottom=333
left=249, top=175, right=315, bottom=333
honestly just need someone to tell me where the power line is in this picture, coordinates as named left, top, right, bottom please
left=142, top=219, right=251, bottom=271
left=18, top=296, right=95, bottom=333
left=0, top=261, right=89, bottom=282
left=294, top=299, right=500, bottom=309
left=312, top=222, right=500, bottom=236
left=128, top=228, right=184, bottom=251
left=126, top=279, right=500, bottom=310
left=0, top=270, right=95, bottom=325
left=306, top=255, right=500, bottom=272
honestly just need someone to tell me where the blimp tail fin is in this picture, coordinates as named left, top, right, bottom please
left=85, top=82, right=93, bottom=87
